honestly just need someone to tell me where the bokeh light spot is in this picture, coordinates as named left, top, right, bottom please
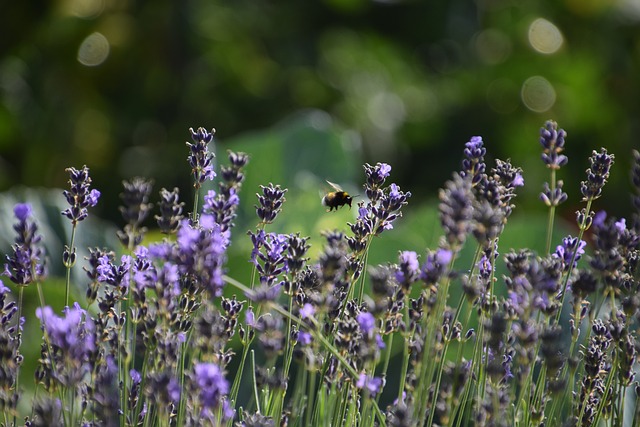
left=367, top=91, right=406, bottom=131
left=77, top=32, right=110, bottom=66
left=64, top=0, right=104, bottom=19
left=474, top=29, right=512, bottom=64
left=521, top=76, right=556, bottom=112
left=528, top=18, right=563, bottom=54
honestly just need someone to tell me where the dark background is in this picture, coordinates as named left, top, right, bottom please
left=1, top=0, right=639, bottom=224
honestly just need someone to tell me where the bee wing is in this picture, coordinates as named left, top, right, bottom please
left=325, top=180, right=344, bottom=192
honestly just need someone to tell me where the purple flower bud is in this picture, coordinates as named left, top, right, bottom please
left=553, top=235, right=586, bottom=271
left=300, top=303, right=315, bottom=319
left=297, top=331, right=312, bottom=346
left=245, top=308, right=255, bottom=327
left=255, top=183, right=287, bottom=224
left=580, top=148, right=614, bottom=201
left=4, top=203, right=47, bottom=285
left=0, top=279, right=9, bottom=295
left=461, top=136, right=486, bottom=186
left=194, top=363, right=229, bottom=411
left=421, top=248, right=452, bottom=286
left=130, top=369, right=141, bottom=385
left=35, top=303, right=95, bottom=368
left=396, top=251, right=419, bottom=285
left=356, top=373, right=383, bottom=395
left=61, top=165, right=100, bottom=225
left=539, top=121, right=568, bottom=170
left=357, top=312, right=376, bottom=336
left=14, top=203, right=32, bottom=221
left=187, top=127, right=216, bottom=188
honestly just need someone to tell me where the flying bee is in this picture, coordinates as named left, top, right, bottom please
left=322, top=180, right=355, bottom=212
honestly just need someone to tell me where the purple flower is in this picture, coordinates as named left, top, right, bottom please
left=167, top=376, right=181, bottom=402
left=156, top=187, right=184, bottom=234
left=14, top=203, right=32, bottom=221
left=249, top=231, right=289, bottom=288
left=255, top=183, right=287, bottom=224
left=297, top=331, right=312, bottom=346
left=553, top=235, right=586, bottom=271
left=539, top=120, right=568, bottom=170
left=0, top=279, right=9, bottom=295
left=478, top=254, right=493, bottom=280
left=285, top=233, right=310, bottom=273
left=203, top=188, right=241, bottom=232
left=4, top=203, right=47, bottom=285
left=364, top=162, right=391, bottom=184
left=187, top=127, right=216, bottom=188
left=36, top=303, right=94, bottom=365
left=439, top=173, right=473, bottom=250
left=245, top=308, right=255, bottom=327
left=461, top=136, right=486, bottom=186
left=130, top=369, right=141, bottom=385
left=175, top=219, right=229, bottom=296
left=580, top=148, right=615, bottom=201
left=356, top=373, right=383, bottom=395
left=357, top=312, right=376, bottom=337
left=117, top=177, right=154, bottom=248
left=540, top=180, right=568, bottom=207
left=194, top=363, right=229, bottom=411
left=512, top=173, right=524, bottom=187
left=61, top=165, right=100, bottom=225
left=358, top=205, right=369, bottom=219
left=97, top=255, right=131, bottom=289
left=420, top=248, right=452, bottom=286
left=372, top=183, right=411, bottom=234
left=364, top=162, right=392, bottom=202
left=300, top=303, right=315, bottom=319
left=396, top=251, right=419, bottom=286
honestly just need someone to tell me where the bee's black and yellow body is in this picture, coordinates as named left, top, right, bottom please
left=322, top=191, right=353, bottom=211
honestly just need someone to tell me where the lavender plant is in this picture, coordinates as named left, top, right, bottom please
left=1, top=121, right=639, bottom=427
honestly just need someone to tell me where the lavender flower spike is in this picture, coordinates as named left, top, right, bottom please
left=461, top=136, right=486, bottom=186
left=187, top=127, right=217, bottom=189
left=61, top=165, right=100, bottom=225
left=255, top=183, right=287, bottom=224
left=580, top=148, right=614, bottom=201
left=540, top=120, right=568, bottom=170
left=4, top=203, right=47, bottom=286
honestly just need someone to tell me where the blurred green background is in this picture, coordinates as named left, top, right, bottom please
left=2, top=0, right=640, bottom=223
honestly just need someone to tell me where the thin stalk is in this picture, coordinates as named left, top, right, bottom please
left=356, top=235, right=374, bottom=303
left=250, top=350, right=261, bottom=414
left=192, top=187, right=200, bottom=223
left=12, top=285, right=26, bottom=427
left=64, top=225, right=78, bottom=307
left=418, top=250, right=462, bottom=426
left=554, top=198, right=593, bottom=325
left=544, top=169, right=557, bottom=255
left=305, top=366, right=317, bottom=427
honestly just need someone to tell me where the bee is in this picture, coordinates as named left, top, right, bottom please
left=322, top=180, right=354, bottom=212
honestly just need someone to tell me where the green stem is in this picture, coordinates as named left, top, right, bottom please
left=13, top=285, right=25, bottom=427
left=544, top=169, right=557, bottom=255
left=192, top=186, right=200, bottom=223
left=64, top=224, right=78, bottom=307
left=251, top=350, right=261, bottom=414
left=554, top=198, right=593, bottom=325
